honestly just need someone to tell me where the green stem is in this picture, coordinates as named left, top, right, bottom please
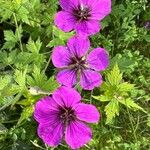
left=44, top=54, right=52, bottom=72
left=13, top=13, right=23, bottom=52
left=126, top=106, right=138, bottom=142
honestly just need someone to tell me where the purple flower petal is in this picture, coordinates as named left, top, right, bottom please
left=87, top=48, right=109, bottom=71
left=52, top=86, right=81, bottom=107
left=65, top=121, right=92, bottom=149
left=56, top=69, right=77, bottom=87
left=59, top=0, right=79, bottom=10
left=74, top=103, right=100, bottom=123
left=52, top=46, right=71, bottom=68
left=34, top=97, right=59, bottom=124
left=38, top=122, right=64, bottom=147
left=67, top=36, right=90, bottom=58
left=55, top=11, right=76, bottom=32
left=90, top=0, right=111, bottom=20
left=80, top=69, right=102, bottom=90
left=76, top=20, right=100, bottom=36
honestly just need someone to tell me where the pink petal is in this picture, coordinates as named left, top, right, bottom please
left=80, top=69, right=102, bottom=90
left=65, top=121, right=92, bottom=149
left=87, top=48, right=109, bottom=71
left=52, top=46, right=71, bottom=68
left=67, top=36, right=90, bottom=58
left=90, top=0, right=111, bottom=20
left=55, top=11, right=76, bottom=32
left=38, top=122, right=64, bottom=147
left=34, top=97, right=59, bottom=124
left=59, top=0, right=79, bottom=10
left=52, top=86, right=81, bottom=107
left=74, top=103, right=100, bottom=123
left=76, top=20, right=100, bottom=36
left=56, top=69, right=77, bottom=87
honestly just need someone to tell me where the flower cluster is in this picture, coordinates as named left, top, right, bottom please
left=34, top=0, right=111, bottom=149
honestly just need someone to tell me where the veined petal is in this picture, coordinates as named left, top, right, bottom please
left=67, top=36, right=90, bottom=58
left=90, top=0, right=111, bottom=20
left=38, top=122, right=64, bottom=147
left=59, top=0, right=79, bottom=10
left=80, top=69, right=102, bottom=90
left=34, top=97, right=59, bottom=124
left=65, top=121, right=92, bottom=149
left=52, top=86, right=81, bottom=107
left=56, top=69, right=77, bottom=87
left=87, top=48, right=109, bottom=71
left=55, top=11, right=76, bottom=32
left=76, top=20, right=100, bottom=36
left=52, top=46, right=71, bottom=68
left=74, top=103, right=100, bottom=123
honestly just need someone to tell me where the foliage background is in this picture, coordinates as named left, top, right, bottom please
left=0, top=0, right=150, bottom=149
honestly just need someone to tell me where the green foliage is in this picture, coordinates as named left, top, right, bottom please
left=93, top=64, right=146, bottom=124
left=47, top=26, right=74, bottom=48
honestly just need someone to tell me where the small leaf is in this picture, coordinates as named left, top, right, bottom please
left=118, top=98, right=146, bottom=113
left=14, top=68, right=27, bottom=88
left=26, top=38, right=42, bottom=54
left=107, top=64, right=122, bottom=86
left=53, top=26, right=74, bottom=40
left=118, top=82, right=135, bottom=92
left=17, top=6, right=30, bottom=24
left=27, top=66, right=59, bottom=92
left=92, top=95, right=110, bottom=102
left=2, top=30, right=17, bottom=50
left=17, top=105, right=34, bottom=125
left=105, top=100, right=119, bottom=124
left=0, top=75, right=12, bottom=91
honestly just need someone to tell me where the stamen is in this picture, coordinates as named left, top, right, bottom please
left=59, top=107, right=76, bottom=124
left=73, top=5, right=91, bottom=21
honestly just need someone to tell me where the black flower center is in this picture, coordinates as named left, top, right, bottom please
left=73, top=5, right=91, bottom=21
left=71, top=56, right=86, bottom=70
left=59, top=107, right=76, bottom=124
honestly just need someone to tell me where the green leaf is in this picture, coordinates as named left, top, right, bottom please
left=17, top=95, right=40, bottom=106
left=26, top=38, right=42, bottom=54
left=17, top=6, right=30, bottom=24
left=46, top=76, right=59, bottom=92
left=15, top=25, right=23, bottom=42
left=17, top=105, right=34, bottom=125
left=118, top=98, right=146, bottom=113
left=92, top=95, right=110, bottom=102
left=53, top=26, right=74, bottom=40
left=118, top=82, right=135, bottom=92
left=107, top=64, right=122, bottom=86
left=46, top=38, right=65, bottom=48
left=0, top=75, right=11, bottom=91
left=27, top=66, right=59, bottom=92
left=14, top=68, right=27, bottom=88
left=0, top=96, right=15, bottom=111
left=105, top=100, right=119, bottom=124
left=2, top=30, right=17, bottom=50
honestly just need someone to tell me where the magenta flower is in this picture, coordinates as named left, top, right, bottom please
left=52, top=36, right=109, bottom=90
left=34, top=86, right=100, bottom=149
left=55, top=0, right=111, bottom=36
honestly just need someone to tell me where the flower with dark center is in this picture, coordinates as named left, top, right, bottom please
left=52, top=36, right=109, bottom=90
left=55, top=0, right=111, bottom=36
left=34, top=86, right=100, bottom=149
